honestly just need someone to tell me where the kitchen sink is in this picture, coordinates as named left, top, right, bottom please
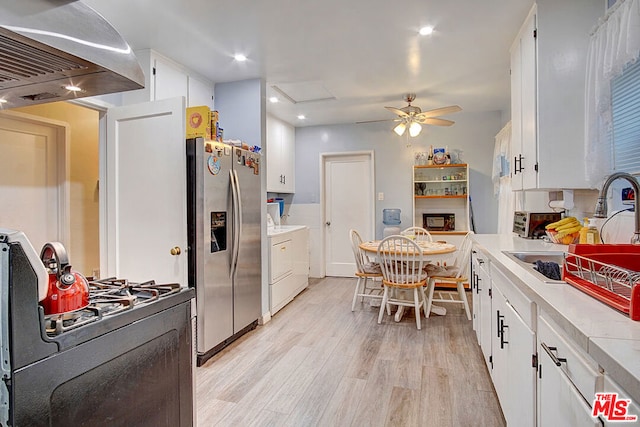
left=502, top=250, right=566, bottom=283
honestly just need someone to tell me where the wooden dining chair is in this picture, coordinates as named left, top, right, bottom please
left=377, top=235, right=429, bottom=329
left=401, top=226, right=433, bottom=242
left=349, top=229, right=383, bottom=311
left=425, top=232, right=474, bottom=320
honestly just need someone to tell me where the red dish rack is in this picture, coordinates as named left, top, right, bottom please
left=562, top=244, right=640, bottom=320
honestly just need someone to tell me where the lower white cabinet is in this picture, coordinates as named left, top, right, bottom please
left=268, top=227, right=309, bottom=315
left=537, top=311, right=604, bottom=427
left=491, top=267, right=536, bottom=427
left=472, top=249, right=492, bottom=369
left=602, top=375, right=640, bottom=426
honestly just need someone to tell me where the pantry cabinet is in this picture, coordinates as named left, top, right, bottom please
left=412, top=164, right=469, bottom=231
left=266, top=114, right=295, bottom=193
left=510, top=1, right=602, bottom=190
left=122, top=49, right=214, bottom=108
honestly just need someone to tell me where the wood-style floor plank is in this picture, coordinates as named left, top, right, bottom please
left=195, top=277, right=505, bottom=426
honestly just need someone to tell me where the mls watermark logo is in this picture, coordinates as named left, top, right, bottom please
left=592, top=393, right=638, bottom=422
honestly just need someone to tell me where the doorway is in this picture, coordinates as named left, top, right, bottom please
left=1, top=103, right=100, bottom=275
left=0, top=111, right=69, bottom=254
left=321, top=151, right=375, bottom=277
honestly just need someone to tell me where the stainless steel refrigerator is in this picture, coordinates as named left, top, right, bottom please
left=186, top=138, right=261, bottom=366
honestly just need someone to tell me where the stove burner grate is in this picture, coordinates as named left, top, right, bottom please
left=43, top=278, right=182, bottom=336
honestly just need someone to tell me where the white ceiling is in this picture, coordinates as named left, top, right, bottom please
left=84, top=0, right=533, bottom=127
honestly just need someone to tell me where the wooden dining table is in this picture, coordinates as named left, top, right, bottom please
left=359, top=239, right=457, bottom=319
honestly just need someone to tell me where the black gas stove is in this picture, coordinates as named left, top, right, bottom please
left=0, top=229, right=195, bottom=426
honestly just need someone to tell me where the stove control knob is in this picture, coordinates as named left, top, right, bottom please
left=170, top=246, right=182, bottom=256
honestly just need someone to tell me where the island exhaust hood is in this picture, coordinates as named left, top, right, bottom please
left=0, top=1, right=144, bottom=108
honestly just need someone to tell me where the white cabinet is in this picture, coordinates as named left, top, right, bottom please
left=122, top=49, right=213, bottom=108
left=602, top=375, right=640, bottom=426
left=491, top=267, right=536, bottom=427
left=268, top=227, right=309, bottom=315
left=510, top=1, right=602, bottom=190
left=537, top=311, right=604, bottom=426
left=266, top=114, right=295, bottom=193
left=187, top=75, right=214, bottom=108
left=471, top=248, right=492, bottom=369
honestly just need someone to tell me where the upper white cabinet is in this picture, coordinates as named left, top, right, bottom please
left=266, top=114, right=295, bottom=193
left=123, top=49, right=213, bottom=109
left=510, top=1, right=602, bottom=190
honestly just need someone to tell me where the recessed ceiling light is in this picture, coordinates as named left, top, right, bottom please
left=234, top=53, right=247, bottom=61
left=419, top=26, right=434, bottom=36
left=269, top=96, right=279, bottom=103
left=297, top=114, right=306, bottom=120
left=64, top=85, right=82, bottom=92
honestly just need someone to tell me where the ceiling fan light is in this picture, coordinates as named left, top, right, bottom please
left=409, top=121, right=422, bottom=137
left=393, top=122, right=407, bottom=136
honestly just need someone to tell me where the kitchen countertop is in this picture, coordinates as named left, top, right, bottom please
left=472, top=234, right=640, bottom=402
left=267, top=225, right=307, bottom=237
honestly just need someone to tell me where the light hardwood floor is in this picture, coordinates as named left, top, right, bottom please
left=196, top=277, right=505, bottom=427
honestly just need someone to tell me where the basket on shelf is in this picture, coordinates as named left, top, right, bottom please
left=562, top=244, right=640, bottom=320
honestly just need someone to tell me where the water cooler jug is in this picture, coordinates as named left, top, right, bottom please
left=382, top=208, right=401, bottom=237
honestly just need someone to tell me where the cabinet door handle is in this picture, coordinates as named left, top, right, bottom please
left=283, top=175, right=286, bottom=184
left=476, top=277, right=482, bottom=294
left=500, top=319, right=509, bottom=349
left=497, top=310, right=504, bottom=338
left=541, top=342, right=567, bottom=366
left=515, top=154, right=524, bottom=173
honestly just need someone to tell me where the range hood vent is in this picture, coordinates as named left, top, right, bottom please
left=0, top=1, right=144, bottom=108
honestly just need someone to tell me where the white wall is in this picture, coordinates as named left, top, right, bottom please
left=288, top=111, right=503, bottom=276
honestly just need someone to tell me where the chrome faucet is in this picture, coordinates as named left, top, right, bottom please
left=593, top=172, right=640, bottom=244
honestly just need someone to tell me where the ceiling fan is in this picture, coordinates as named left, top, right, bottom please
left=358, top=94, right=462, bottom=137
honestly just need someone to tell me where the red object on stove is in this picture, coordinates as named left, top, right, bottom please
left=39, top=242, right=90, bottom=315
left=563, top=244, right=640, bottom=320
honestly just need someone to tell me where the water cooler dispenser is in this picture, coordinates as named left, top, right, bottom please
left=382, top=208, right=401, bottom=237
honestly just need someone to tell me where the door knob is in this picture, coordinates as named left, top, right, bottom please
left=170, top=246, right=181, bottom=256
left=326, top=221, right=331, bottom=226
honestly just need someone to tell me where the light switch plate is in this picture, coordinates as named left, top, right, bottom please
left=378, top=192, right=384, bottom=201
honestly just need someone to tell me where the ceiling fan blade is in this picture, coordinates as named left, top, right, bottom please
left=416, top=105, right=462, bottom=119
left=355, top=118, right=397, bottom=124
left=418, top=117, right=455, bottom=126
left=385, top=106, right=409, bottom=116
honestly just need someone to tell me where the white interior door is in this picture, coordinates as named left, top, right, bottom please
left=0, top=112, right=69, bottom=252
left=323, top=152, right=374, bottom=277
left=103, top=97, right=187, bottom=284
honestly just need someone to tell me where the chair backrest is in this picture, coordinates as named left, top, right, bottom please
left=401, top=226, right=433, bottom=243
left=349, top=229, right=367, bottom=274
left=377, top=235, right=427, bottom=285
left=451, top=231, right=474, bottom=278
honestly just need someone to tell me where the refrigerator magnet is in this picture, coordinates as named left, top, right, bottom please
left=207, top=155, right=221, bottom=175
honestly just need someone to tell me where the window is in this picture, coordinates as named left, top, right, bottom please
left=611, top=60, right=640, bottom=174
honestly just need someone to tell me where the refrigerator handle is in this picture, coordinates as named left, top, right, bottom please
left=232, top=169, right=242, bottom=275
left=229, top=169, right=239, bottom=279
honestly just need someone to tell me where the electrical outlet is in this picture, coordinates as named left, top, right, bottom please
left=378, top=192, right=384, bottom=201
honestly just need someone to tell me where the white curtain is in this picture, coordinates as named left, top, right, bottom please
left=493, top=122, right=514, bottom=235
left=585, top=0, right=640, bottom=186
